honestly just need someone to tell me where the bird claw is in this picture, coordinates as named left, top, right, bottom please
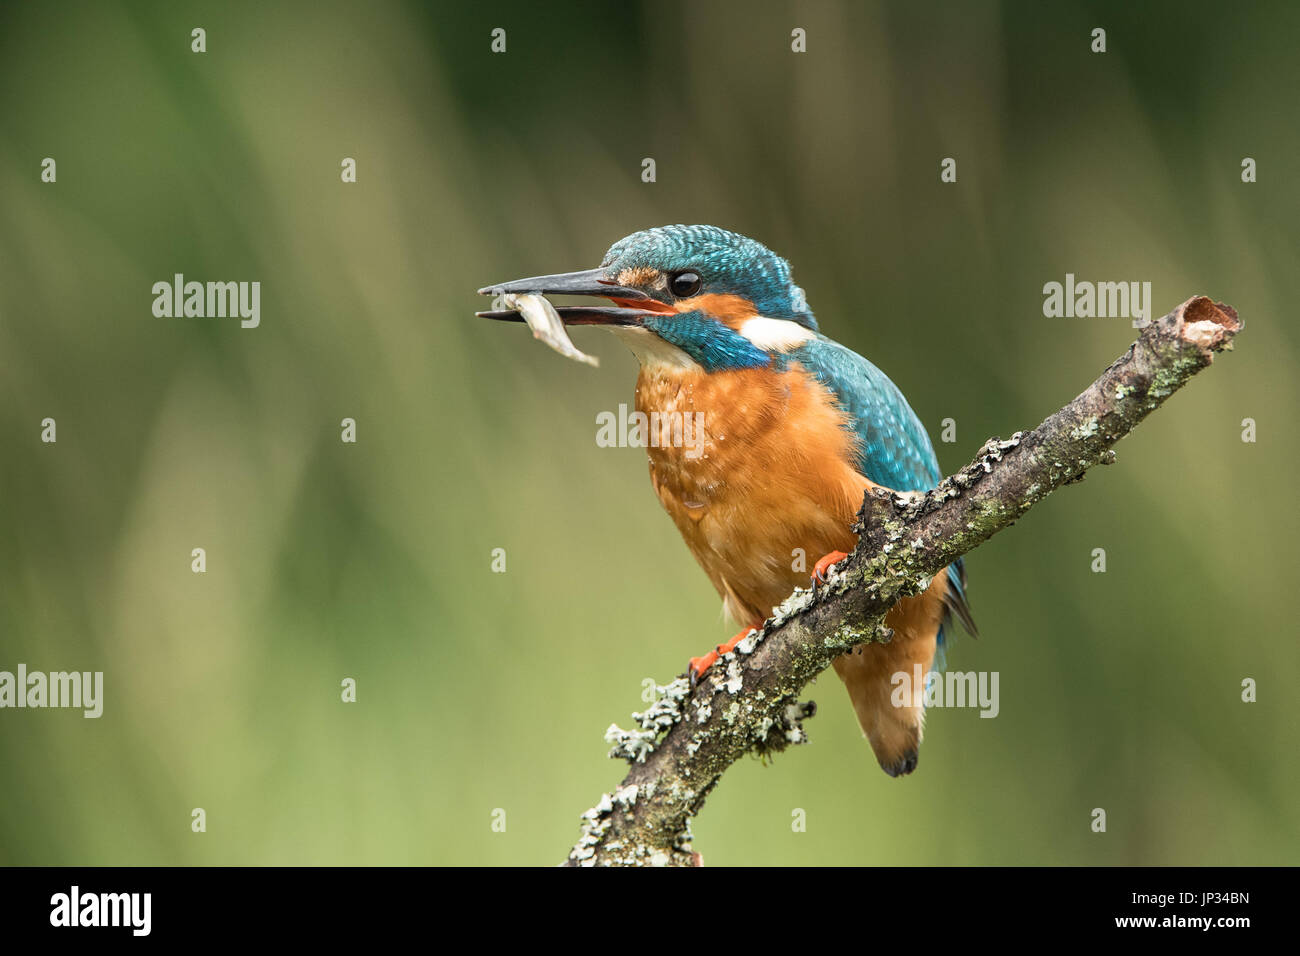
left=688, top=628, right=757, bottom=686
left=812, top=550, right=850, bottom=584
left=688, top=648, right=722, bottom=687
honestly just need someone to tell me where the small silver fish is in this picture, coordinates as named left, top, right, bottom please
left=495, top=292, right=600, bottom=367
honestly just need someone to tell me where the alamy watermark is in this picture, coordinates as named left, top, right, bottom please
left=0, top=664, right=103, bottom=717
left=50, top=886, right=150, bottom=936
left=1043, top=273, right=1152, bottom=328
left=152, top=274, right=260, bottom=328
left=891, top=665, right=999, bottom=718
left=596, top=403, right=705, bottom=460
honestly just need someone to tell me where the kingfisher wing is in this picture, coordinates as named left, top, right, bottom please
left=786, top=335, right=940, bottom=492
left=785, top=335, right=977, bottom=643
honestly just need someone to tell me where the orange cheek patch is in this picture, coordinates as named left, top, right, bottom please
left=675, top=293, right=758, bottom=329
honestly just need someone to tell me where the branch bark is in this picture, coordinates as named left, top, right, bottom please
left=564, top=296, right=1242, bottom=867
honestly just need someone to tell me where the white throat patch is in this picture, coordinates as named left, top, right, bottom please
left=608, top=325, right=703, bottom=370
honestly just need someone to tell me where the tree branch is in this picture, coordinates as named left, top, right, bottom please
left=564, top=296, right=1242, bottom=867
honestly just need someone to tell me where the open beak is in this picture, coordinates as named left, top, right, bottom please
left=475, top=267, right=670, bottom=326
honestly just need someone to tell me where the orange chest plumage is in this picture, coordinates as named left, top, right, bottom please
left=634, top=360, right=875, bottom=625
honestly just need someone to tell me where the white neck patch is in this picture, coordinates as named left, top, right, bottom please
left=737, top=316, right=816, bottom=352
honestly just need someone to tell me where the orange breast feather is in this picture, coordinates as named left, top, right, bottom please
left=637, top=356, right=953, bottom=771
left=636, top=360, right=872, bottom=624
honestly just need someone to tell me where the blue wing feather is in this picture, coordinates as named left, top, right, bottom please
left=785, top=336, right=940, bottom=491
left=785, top=335, right=977, bottom=655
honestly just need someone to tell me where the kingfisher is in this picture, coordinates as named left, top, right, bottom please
left=478, top=225, right=976, bottom=776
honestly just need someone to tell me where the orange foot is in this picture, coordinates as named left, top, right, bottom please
left=689, top=626, right=759, bottom=685
left=812, top=550, right=850, bottom=583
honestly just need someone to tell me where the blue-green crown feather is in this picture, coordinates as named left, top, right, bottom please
left=601, top=225, right=817, bottom=330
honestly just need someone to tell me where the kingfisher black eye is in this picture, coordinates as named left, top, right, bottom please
left=668, top=271, right=702, bottom=298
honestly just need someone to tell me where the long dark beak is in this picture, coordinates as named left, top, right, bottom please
left=475, top=268, right=666, bottom=326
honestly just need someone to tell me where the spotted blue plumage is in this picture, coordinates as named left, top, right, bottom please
left=784, top=336, right=940, bottom=492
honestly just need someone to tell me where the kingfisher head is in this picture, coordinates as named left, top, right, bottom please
left=478, top=225, right=818, bottom=371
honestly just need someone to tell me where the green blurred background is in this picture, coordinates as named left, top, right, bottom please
left=1, top=0, right=1296, bottom=866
